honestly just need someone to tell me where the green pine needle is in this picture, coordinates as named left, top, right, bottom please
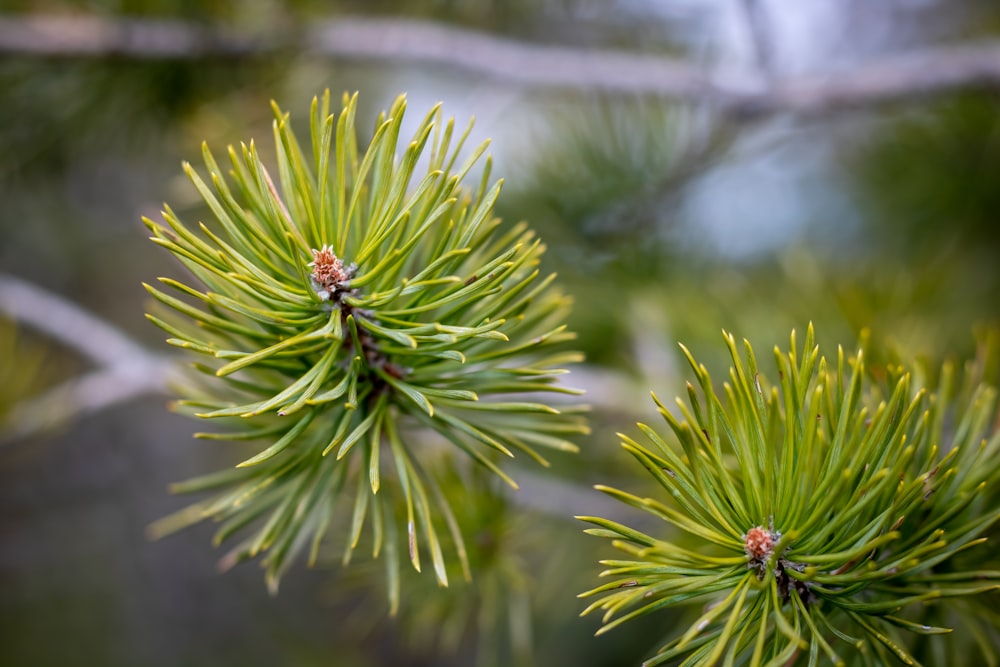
left=580, top=325, right=1000, bottom=666
left=145, top=91, right=587, bottom=597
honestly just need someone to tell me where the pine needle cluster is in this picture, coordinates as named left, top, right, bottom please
left=143, top=91, right=587, bottom=597
left=580, top=326, right=1000, bottom=666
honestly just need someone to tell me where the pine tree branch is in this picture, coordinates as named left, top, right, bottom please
left=0, top=271, right=646, bottom=529
left=0, top=274, right=641, bottom=441
left=1, top=15, right=1000, bottom=115
left=0, top=277, right=640, bottom=531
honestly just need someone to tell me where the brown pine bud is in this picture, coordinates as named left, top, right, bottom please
left=308, top=245, right=348, bottom=298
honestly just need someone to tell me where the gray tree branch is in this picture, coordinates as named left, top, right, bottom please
left=0, top=274, right=174, bottom=443
left=1, top=15, right=1000, bottom=115
left=738, top=0, right=775, bottom=79
left=0, top=273, right=153, bottom=368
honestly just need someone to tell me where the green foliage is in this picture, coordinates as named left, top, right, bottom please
left=850, top=93, right=1000, bottom=261
left=0, top=318, right=51, bottom=427
left=144, top=91, right=586, bottom=597
left=580, top=325, right=1000, bottom=666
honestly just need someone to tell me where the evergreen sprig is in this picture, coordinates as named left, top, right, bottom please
left=579, top=325, right=1000, bottom=666
left=143, top=91, right=586, bottom=596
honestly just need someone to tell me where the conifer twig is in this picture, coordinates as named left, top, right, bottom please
left=0, top=274, right=640, bottom=440
left=0, top=272, right=638, bottom=535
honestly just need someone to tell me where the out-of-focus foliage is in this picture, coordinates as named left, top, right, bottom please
left=0, top=319, right=52, bottom=426
left=0, top=59, right=269, bottom=180
left=852, top=94, right=1000, bottom=261
left=499, top=101, right=735, bottom=369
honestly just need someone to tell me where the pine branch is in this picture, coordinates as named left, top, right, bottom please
left=580, top=325, right=1000, bottom=666
left=0, top=274, right=643, bottom=444
left=0, top=272, right=642, bottom=532
left=135, top=90, right=597, bottom=595
left=2, top=15, right=1000, bottom=115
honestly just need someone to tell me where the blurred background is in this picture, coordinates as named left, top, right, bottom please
left=2, top=1, right=999, bottom=666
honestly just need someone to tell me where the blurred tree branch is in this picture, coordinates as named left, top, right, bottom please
left=738, top=0, right=775, bottom=79
left=2, top=15, right=1000, bottom=115
left=0, top=274, right=174, bottom=443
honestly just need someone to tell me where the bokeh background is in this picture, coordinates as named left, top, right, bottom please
left=2, top=1, right=999, bottom=666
